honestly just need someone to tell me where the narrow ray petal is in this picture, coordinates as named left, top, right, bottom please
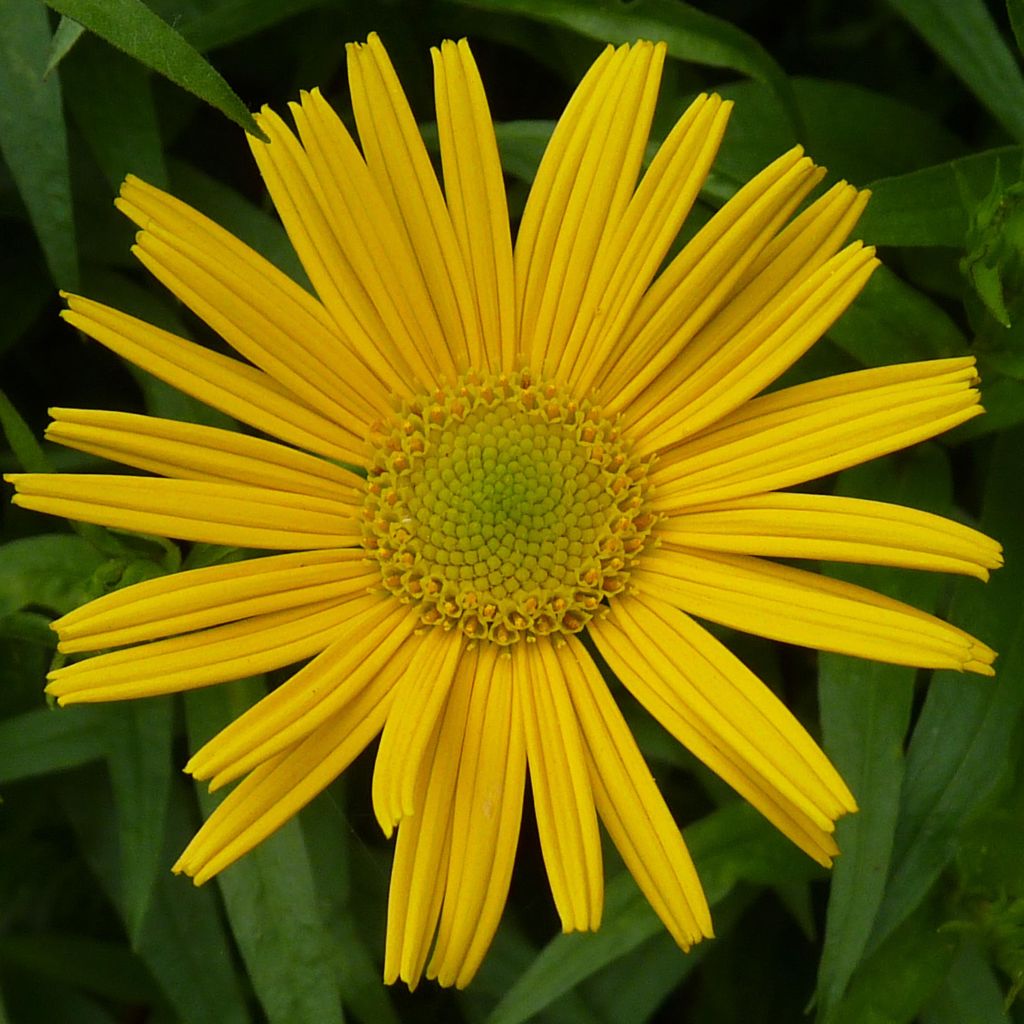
left=372, top=628, right=465, bottom=835
left=649, top=358, right=983, bottom=508
left=428, top=646, right=527, bottom=988
left=248, top=106, right=428, bottom=396
left=592, top=594, right=856, bottom=865
left=516, top=42, right=665, bottom=379
left=289, top=90, right=458, bottom=380
left=385, top=646, right=477, bottom=988
left=557, top=639, right=713, bottom=949
left=7, top=474, right=361, bottom=550
left=635, top=552, right=996, bottom=673
left=657, top=492, right=1003, bottom=580
left=515, top=640, right=603, bottom=932
left=54, top=549, right=373, bottom=653
left=185, top=601, right=420, bottom=787
left=432, top=38, right=515, bottom=372
left=630, top=240, right=879, bottom=451
left=46, top=596, right=371, bottom=703
left=599, top=148, right=825, bottom=411
left=564, top=92, right=732, bottom=393
left=118, top=176, right=385, bottom=426
left=59, top=294, right=363, bottom=462
left=347, top=33, right=480, bottom=375
left=46, top=408, right=362, bottom=500
left=175, top=646, right=405, bottom=884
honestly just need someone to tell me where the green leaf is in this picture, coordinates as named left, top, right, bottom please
left=180, top=0, right=330, bottom=53
left=0, top=0, right=78, bottom=288
left=830, top=895, right=958, bottom=1024
left=494, top=121, right=553, bottom=183
left=867, top=426, right=1024, bottom=956
left=1010, top=0, right=1024, bottom=58
left=921, top=940, right=1011, bottom=1024
left=41, top=0, right=266, bottom=140
left=712, top=78, right=962, bottom=189
left=62, top=772, right=254, bottom=1024
left=0, top=388, right=51, bottom=473
left=816, top=449, right=954, bottom=1021
left=44, top=16, right=85, bottom=75
left=487, top=801, right=819, bottom=1024
left=860, top=147, right=1024, bottom=247
left=105, top=699, right=174, bottom=944
left=885, top=0, right=1024, bottom=142
left=456, top=0, right=800, bottom=132
left=0, top=935, right=157, bottom=1004
left=0, top=707, right=107, bottom=784
left=0, top=534, right=106, bottom=617
left=62, top=36, right=168, bottom=190
left=185, top=683, right=344, bottom=1024
left=827, top=266, right=967, bottom=366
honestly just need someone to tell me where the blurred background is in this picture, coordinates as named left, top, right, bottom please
left=2, top=1, right=1024, bottom=1021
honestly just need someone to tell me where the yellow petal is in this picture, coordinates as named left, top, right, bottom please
left=630, top=239, right=879, bottom=451
left=372, top=628, right=465, bottom=835
left=514, top=640, right=602, bottom=932
left=6, top=473, right=360, bottom=550
left=47, top=596, right=370, bottom=703
left=598, top=147, right=825, bottom=411
left=346, top=33, right=480, bottom=377
left=516, top=42, right=665, bottom=378
left=385, top=645, right=478, bottom=988
left=432, top=39, right=515, bottom=373
left=185, top=601, right=419, bottom=787
left=657, top=491, right=1003, bottom=580
left=54, top=549, right=373, bottom=653
left=592, top=594, right=855, bottom=866
left=557, top=638, right=713, bottom=949
left=428, top=644, right=527, bottom=988
left=635, top=551, right=996, bottom=673
left=564, top=92, right=732, bottom=394
left=46, top=408, right=362, bottom=500
left=118, top=175, right=385, bottom=428
left=59, top=294, right=362, bottom=462
left=175, top=646, right=404, bottom=884
left=650, top=358, right=983, bottom=509
left=288, top=90, right=459, bottom=381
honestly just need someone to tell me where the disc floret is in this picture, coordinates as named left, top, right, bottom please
left=363, top=371, right=655, bottom=644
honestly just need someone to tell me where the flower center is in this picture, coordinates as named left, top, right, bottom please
left=363, top=371, right=655, bottom=644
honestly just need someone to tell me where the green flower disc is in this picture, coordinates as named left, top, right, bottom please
left=363, top=371, right=655, bottom=644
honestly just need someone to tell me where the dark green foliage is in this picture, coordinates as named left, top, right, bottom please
left=2, top=1, right=1023, bottom=1021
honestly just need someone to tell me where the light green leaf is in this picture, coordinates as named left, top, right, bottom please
left=0, top=1, right=78, bottom=288
left=867, top=426, right=1024, bottom=956
left=0, top=389, right=51, bottom=472
left=0, top=707, right=107, bottom=784
left=816, top=449, right=954, bottom=1021
left=41, top=0, right=266, bottom=140
left=886, top=0, right=1024, bottom=141
left=457, top=0, right=800, bottom=131
left=44, top=16, right=85, bottom=75
left=0, top=534, right=106, bottom=617
left=186, top=682, right=344, bottom=1024
left=860, top=147, right=1024, bottom=247
left=105, top=699, right=174, bottom=944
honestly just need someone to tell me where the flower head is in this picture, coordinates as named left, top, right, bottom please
left=6, top=34, right=1001, bottom=988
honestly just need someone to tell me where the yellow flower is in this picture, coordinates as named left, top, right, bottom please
left=6, top=35, right=1001, bottom=989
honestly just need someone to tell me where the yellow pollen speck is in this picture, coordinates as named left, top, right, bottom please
left=362, top=370, right=656, bottom=644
